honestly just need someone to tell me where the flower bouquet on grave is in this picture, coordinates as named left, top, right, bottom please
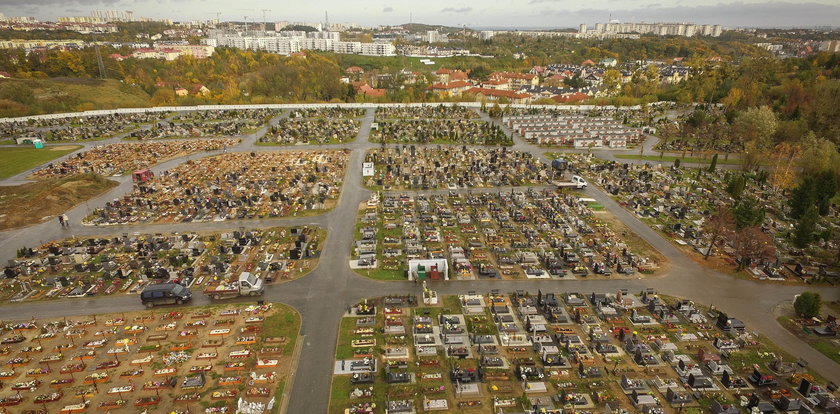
left=0, top=395, right=23, bottom=406
left=174, top=392, right=201, bottom=403
left=133, top=395, right=161, bottom=407
left=34, top=391, right=63, bottom=403
left=12, top=379, right=41, bottom=391
left=211, top=389, right=238, bottom=400
left=49, top=377, right=74, bottom=388
left=218, top=375, right=242, bottom=385
left=98, top=399, right=127, bottom=410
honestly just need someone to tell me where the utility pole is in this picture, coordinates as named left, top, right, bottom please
left=94, top=45, right=106, bottom=79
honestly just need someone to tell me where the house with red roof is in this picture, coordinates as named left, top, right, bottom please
left=480, top=78, right=509, bottom=90
left=465, top=87, right=531, bottom=104
left=359, top=84, right=386, bottom=98
left=434, top=68, right=469, bottom=83
left=191, top=84, right=211, bottom=97
left=488, top=71, right=539, bottom=89
left=427, top=80, right=473, bottom=97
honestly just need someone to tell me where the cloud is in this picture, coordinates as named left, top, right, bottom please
left=527, top=0, right=562, bottom=4
left=382, top=6, right=393, bottom=12
left=0, top=0, right=121, bottom=5
left=530, top=2, right=840, bottom=28
left=441, top=7, right=472, bottom=13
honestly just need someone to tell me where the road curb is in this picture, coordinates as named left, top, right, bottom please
left=279, top=332, right=305, bottom=414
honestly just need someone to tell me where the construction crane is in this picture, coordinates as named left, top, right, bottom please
left=261, top=9, right=271, bottom=29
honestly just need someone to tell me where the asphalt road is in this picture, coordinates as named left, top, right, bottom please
left=0, top=105, right=837, bottom=414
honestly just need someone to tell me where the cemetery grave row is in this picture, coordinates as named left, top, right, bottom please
left=126, top=120, right=265, bottom=141
left=2, top=109, right=281, bottom=144
left=369, top=119, right=512, bottom=146
left=503, top=114, right=644, bottom=148
left=352, top=188, right=658, bottom=280
left=3, top=226, right=323, bottom=303
left=258, top=118, right=360, bottom=145
left=172, top=108, right=281, bottom=123
left=0, top=303, right=298, bottom=414
left=1, top=112, right=172, bottom=144
left=329, top=291, right=840, bottom=414
left=779, top=309, right=840, bottom=370
left=83, top=150, right=347, bottom=226
left=29, top=139, right=239, bottom=179
left=489, top=106, right=656, bottom=120
left=289, top=107, right=366, bottom=119
left=654, top=126, right=743, bottom=154
left=653, top=107, right=741, bottom=154
left=374, top=105, right=479, bottom=120
left=363, top=146, right=550, bottom=191
left=569, top=155, right=840, bottom=282
left=127, top=109, right=282, bottom=140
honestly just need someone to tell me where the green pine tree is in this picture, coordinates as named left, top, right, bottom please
left=793, top=205, right=819, bottom=248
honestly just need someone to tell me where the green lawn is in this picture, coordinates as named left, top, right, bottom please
left=613, top=154, right=744, bottom=165
left=778, top=316, right=840, bottom=365
left=354, top=268, right=405, bottom=281
left=0, top=145, right=82, bottom=179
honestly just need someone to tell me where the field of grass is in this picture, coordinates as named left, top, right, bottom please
left=0, top=78, right=152, bottom=118
left=0, top=173, right=118, bottom=230
left=329, top=53, right=523, bottom=73
left=613, top=154, right=744, bottom=165
left=778, top=316, right=840, bottom=365
left=354, top=268, right=405, bottom=280
left=0, top=145, right=82, bottom=179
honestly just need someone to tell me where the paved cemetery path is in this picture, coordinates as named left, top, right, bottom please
left=0, top=105, right=838, bottom=414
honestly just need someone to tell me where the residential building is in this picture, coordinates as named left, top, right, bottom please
left=0, top=39, right=86, bottom=50
left=132, top=48, right=181, bottom=60
left=204, top=29, right=395, bottom=56
left=90, top=10, right=134, bottom=22
left=360, top=42, right=396, bottom=56
left=162, top=44, right=215, bottom=58
left=488, top=71, right=539, bottom=89
left=588, top=21, right=723, bottom=37
left=427, top=80, right=473, bottom=97
left=434, top=68, right=469, bottom=84
left=818, top=40, right=840, bottom=53
left=427, top=30, right=439, bottom=43
left=466, top=87, right=531, bottom=104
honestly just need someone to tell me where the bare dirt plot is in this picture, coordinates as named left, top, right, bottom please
left=0, top=173, right=117, bottom=231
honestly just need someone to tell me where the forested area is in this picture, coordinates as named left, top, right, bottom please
left=0, top=47, right=353, bottom=116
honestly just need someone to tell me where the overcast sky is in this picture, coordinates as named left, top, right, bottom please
left=2, top=0, right=839, bottom=28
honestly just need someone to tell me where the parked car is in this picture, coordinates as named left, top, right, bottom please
left=140, top=283, right=192, bottom=308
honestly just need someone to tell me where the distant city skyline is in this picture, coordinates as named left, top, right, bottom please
left=2, top=1, right=840, bottom=29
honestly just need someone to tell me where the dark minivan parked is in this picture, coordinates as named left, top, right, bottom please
left=140, top=283, right=192, bottom=308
